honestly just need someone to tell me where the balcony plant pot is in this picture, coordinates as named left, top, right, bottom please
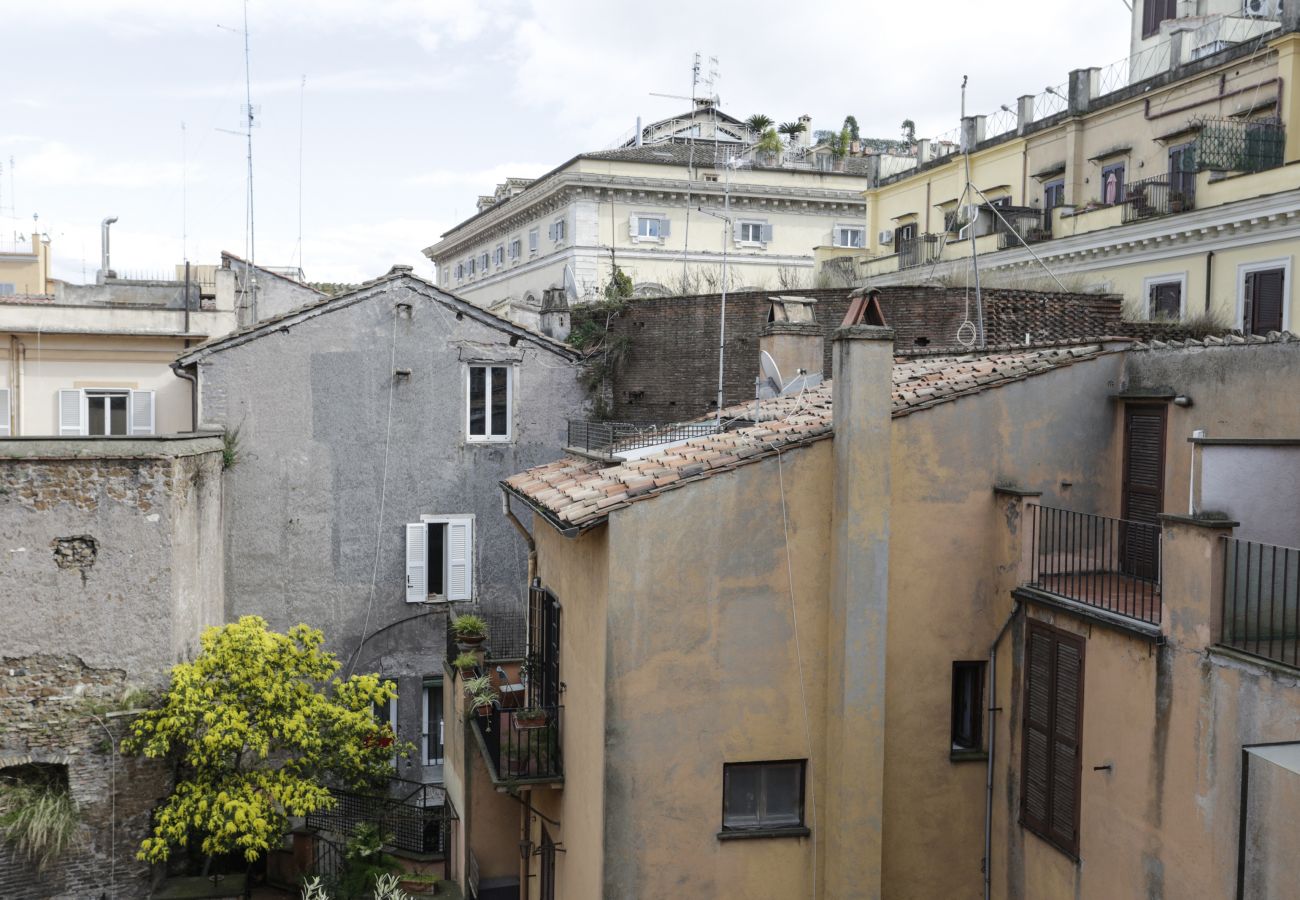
left=512, top=708, right=549, bottom=730
left=398, top=873, right=441, bottom=895
left=449, top=614, right=488, bottom=647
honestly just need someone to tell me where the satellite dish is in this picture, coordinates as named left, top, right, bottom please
left=562, top=264, right=580, bottom=302
left=757, top=349, right=824, bottom=400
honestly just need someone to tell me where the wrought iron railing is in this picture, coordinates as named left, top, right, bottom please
left=566, top=419, right=721, bottom=455
left=1196, top=118, right=1285, bottom=174
left=897, top=233, right=945, bottom=270
left=1121, top=174, right=1196, bottom=224
left=473, top=704, right=563, bottom=782
left=306, top=778, right=456, bottom=854
left=1029, top=505, right=1162, bottom=626
left=994, top=209, right=1052, bottom=250
left=1221, top=538, right=1300, bottom=668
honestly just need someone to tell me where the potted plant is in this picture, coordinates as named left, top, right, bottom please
left=452, top=651, right=478, bottom=676
left=463, top=675, right=498, bottom=718
left=450, top=614, right=488, bottom=647
left=512, top=707, right=549, bottom=730
left=397, top=871, right=442, bottom=895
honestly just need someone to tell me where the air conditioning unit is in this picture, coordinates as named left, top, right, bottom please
left=877, top=229, right=894, bottom=245
left=1242, top=0, right=1280, bottom=18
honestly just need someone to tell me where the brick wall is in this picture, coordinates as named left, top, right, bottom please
left=585, top=286, right=1127, bottom=423
left=0, top=656, right=168, bottom=900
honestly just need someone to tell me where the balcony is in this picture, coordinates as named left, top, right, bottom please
left=1221, top=538, right=1300, bottom=669
left=1121, top=174, right=1196, bottom=225
left=897, top=233, right=946, bottom=270
left=994, top=208, right=1052, bottom=251
left=305, top=777, right=457, bottom=856
left=566, top=419, right=722, bottom=459
left=472, top=704, right=564, bottom=783
left=1026, top=505, right=1162, bottom=627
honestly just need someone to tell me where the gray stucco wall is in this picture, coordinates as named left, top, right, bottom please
left=224, top=257, right=324, bottom=325
left=1201, top=444, right=1300, bottom=545
left=190, top=276, right=585, bottom=783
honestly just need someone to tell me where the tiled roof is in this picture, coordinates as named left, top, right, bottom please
left=503, top=344, right=1107, bottom=533
left=1130, top=330, right=1298, bottom=350
left=580, top=143, right=874, bottom=176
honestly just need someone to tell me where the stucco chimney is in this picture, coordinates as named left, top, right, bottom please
left=823, top=322, right=894, bottom=898
left=539, top=288, right=571, bottom=342
left=759, top=296, right=822, bottom=385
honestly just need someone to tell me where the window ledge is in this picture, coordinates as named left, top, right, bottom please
left=950, top=749, right=989, bottom=763
left=717, top=826, right=810, bottom=841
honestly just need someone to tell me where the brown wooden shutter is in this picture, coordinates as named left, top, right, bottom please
left=1122, top=404, right=1166, bottom=580
left=1249, top=269, right=1284, bottom=334
left=1021, top=620, right=1086, bottom=858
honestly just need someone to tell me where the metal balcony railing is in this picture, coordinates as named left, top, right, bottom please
left=305, top=778, right=456, bottom=855
left=1221, top=538, right=1300, bottom=669
left=994, top=208, right=1053, bottom=250
left=1029, top=505, right=1162, bottom=626
left=446, top=612, right=529, bottom=665
left=1121, top=174, right=1196, bottom=224
left=474, top=704, right=563, bottom=782
left=566, top=419, right=721, bottom=456
left=1196, top=118, right=1285, bottom=174
left=897, top=233, right=945, bottom=270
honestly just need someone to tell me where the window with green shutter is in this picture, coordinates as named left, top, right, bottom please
left=1020, top=619, right=1085, bottom=858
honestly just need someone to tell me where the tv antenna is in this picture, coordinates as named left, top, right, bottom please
left=296, top=74, right=306, bottom=273
left=217, top=1, right=259, bottom=320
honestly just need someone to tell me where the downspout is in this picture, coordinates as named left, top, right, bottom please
left=502, top=489, right=537, bottom=587
left=171, top=360, right=198, bottom=432
left=1204, top=250, right=1214, bottom=314
left=984, top=599, right=1022, bottom=900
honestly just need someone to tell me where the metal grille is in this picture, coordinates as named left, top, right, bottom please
left=1195, top=118, right=1285, bottom=174
left=305, top=779, right=455, bottom=854
left=566, top=419, right=721, bottom=455
left=1029, top=505, right=1162, bottom=626
left=1120, top=174, right=1195, bottom=224
left=897, top=234, right=945, bottom=270
left=1222, top=538, right=1300, bottom=668
left=474, top=705, right=564, bottom=782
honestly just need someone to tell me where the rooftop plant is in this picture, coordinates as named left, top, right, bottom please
left=450, top=614, right=488, bottom=639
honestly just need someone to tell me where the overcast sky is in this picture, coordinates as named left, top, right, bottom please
left=1, top=1, right=1130, bottom=285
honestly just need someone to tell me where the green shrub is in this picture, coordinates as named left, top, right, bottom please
left=0, top=771, right=78, bottom=872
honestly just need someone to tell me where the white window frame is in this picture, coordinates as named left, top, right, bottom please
left=1236, top=257, right=1292, bottom=332
left=736, top=219, right=770, bottom=246
left=834, top=225, right=865, bottom=248
left=422, top=678, right=445, bottom=766
left=465, top=364, right=513, bottom=443
left=1142, top=272, right=1188, bottom=321
left=408, top=514, right=475, bottom=602
left=554, top=218, right=567, bottom=242
left=509, top=237, right=522, bottom=261
left=528, top=228, right=539, bottom=255
left=636, top=216, right=662, bottom=239
left=60, top=388, right=154, bottom=436
left=478, top=251, right=490, bottom=273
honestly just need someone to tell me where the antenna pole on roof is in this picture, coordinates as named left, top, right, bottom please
left=961, top=75, right=987, bottom=349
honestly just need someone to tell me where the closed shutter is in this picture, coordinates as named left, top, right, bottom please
left=1248, top=269, right=1284, bottom=334
left=1021, top=620, right=1086, bottom=857
left=733, top=220, right=743, bottom=242
left=405, top=523, right=427, bottom=603
left=628, top=214, right=638, bottom=238
left=548, top=223, right=555, bottom=241
left=129, top=390, right=155, bottom=435
left=59, top=389, right=84, bottom=436
left=1122, top=404, right=1165, bottom=580
left=660, top=217, right=671, bottom=237
left=0, top=388, right=9, bottom=436
left=445, top=517, right=473, bottom=601
left=761, top=223, right=774, bottom=242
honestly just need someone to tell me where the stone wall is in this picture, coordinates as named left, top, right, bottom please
left=0, top=656, right=167, bottom=900
left=590, top=286, right=1128, bottom=423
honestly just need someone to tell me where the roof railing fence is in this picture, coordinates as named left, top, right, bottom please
left=1221, top=537, right=1300, bottom=669
left=983, top=106, right=1019, bottom=141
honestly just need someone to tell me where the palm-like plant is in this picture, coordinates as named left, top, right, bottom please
left=745, top=114, right=774, bottom=134
left=778, top=121, right=807, bottom=142
left=755, top=128, right=784, bottom=156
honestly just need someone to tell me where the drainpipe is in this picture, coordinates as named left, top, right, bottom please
left=1204, top=250, right=1214, bottom=314
left=502, top=489, right=537, bottom=587
left=171, top=360, right=198, bottom=432
left=100, top=216, right=118, bottom=281
left=984, top=599, right=1022, bottom=900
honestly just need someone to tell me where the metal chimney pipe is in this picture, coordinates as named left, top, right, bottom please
left=635, top=116, right=643, bottom=147
left=100, top=216, right=118, bottom=280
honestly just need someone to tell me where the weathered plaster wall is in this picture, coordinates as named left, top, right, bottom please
left=1200, top=443, right=1300, bottom=545
left=192, top=278, right=585, bottom=778
left=594, top=442, right=833, bottom=899
left=1242, top=744, right=1300, bottom=899
left=881, top=351, right=1126, bottom=900
left=530, top=523, right=608, bottom=900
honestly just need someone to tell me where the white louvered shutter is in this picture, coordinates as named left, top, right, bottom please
left=732, top=220, right=743, bottom=242
left=547, top=223, right=556, bottom=241
left=761, top=223, right=774, bottom=242
left=0, top=388, right=9, bottom=436
left=129, top=390, right=155, bottom=435
left=406, top=523, right=427, bottom=603
left=660, top=217, right=671, bottom=237
left=59, top=390, right=84, bottom=436
left=628, top=214, right=638, bottom=238
left=446, top=517, right=473, bottom=601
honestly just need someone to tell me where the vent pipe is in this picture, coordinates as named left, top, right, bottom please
left=100, top=216, right=118, bottom=281
left=635, top=116, right=643, bottom=147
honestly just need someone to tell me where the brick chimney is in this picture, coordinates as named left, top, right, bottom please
left=758, top=296, right=823, bottom=390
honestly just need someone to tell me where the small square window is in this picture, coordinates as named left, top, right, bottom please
left=739, top=221, right=770, bottom=244
left=1147, top=279, right=1182, bottom=320
left=721, top=761, right=806, bottom=835
left=951, top=661, right=986, bottom=753
left=835, top=226, right=864, bottom=248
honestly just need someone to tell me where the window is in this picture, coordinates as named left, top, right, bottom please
left=1142, top=0, right=1176, bottom=38
left=406, top=515, right=474, bottom=602
left=0, top=283, right=14, bottom=296
left=528, top=228, right=539, bottom=254
left=1101, top=162, right=1125, bottom=205
left=951, top=661, right=986, bottom=753
left=637, top=217, right=662, bottom=238
left=59, top=389, right=154, bottom=436
left=1145, top=276, right=1184, bottom=320
left=1021, top=620, right=1085, bottom=858
left=455, top=263, right=464, bottom=281
left=1241, top=264, right=1287, bottom=335
left=466, top=364, right=512, bottom=441
left=1168, top=143, right=1196, bottom=201
left=550, top=218, right=566, bottom=243
left=467, top=257, right=476, bottom=276
left=737, top=220, right=772, bottom=244
left=509, top=238, right=522, bottom=260
left=834, top=225, right=865, bottom=248
left=478, top=252, right=489, bottom=272
left=703, top=173, right=720, bottom=183
left=372, top=693, right=398, bottom=767
left=422, top=678, right=445, bottom=766
left=721, top=760, right=807, bottom=836
left=1043, top=179, right=1065, bottom=212
left=0, top=387, right=9, bottom=436
left=894, top=221, right=918, bottom=252
left=494, top=245, right=505, bottom=267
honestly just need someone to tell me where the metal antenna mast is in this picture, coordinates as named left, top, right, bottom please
left=181, top=122, right=188, bottom=262
left=218, top=5, right=259, bottom=321
left=296, top=74, right=306, bottom=274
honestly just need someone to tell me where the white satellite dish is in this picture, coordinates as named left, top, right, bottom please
left=562, top=264, right=580, bottom=302
left=757, top=349, right=823, bottom=400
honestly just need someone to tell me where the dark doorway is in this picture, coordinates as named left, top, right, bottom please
left=1121, top=404, right=1166, bottom=580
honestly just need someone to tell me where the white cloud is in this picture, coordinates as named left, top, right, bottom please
left=14, top=141, right=190, bottom=190
left=407, top=162, right=550, bottom=188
